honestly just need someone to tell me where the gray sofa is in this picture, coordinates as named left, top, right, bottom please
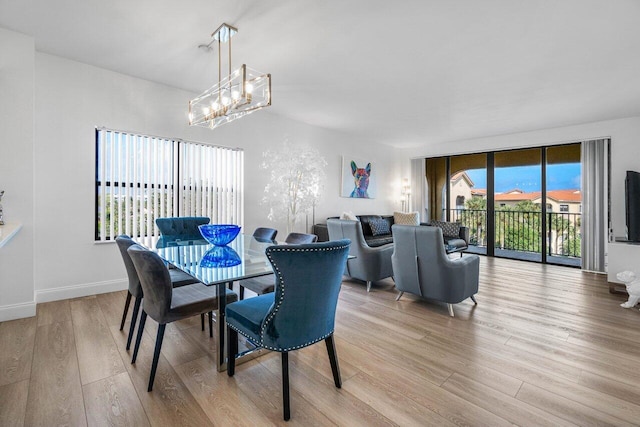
left=316, top=215, right=470, bottom=253
left=391, top=224, right=479, bottom=317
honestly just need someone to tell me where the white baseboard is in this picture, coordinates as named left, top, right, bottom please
left=0, top=301, right=37, bottom=322
left=35, top=279, right=128, bottom=304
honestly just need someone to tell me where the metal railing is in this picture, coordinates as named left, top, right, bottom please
left=447, top=208, right=581, bottom=258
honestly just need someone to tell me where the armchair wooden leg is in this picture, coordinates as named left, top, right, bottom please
left=201, top=313, right=205, bottom=331
left=227, top=327, right=238, bottom=377
left=240, top=286, right=245, bottom=300
left=447, top=304, right=455, bottom=317
left=131, top=310, right=147, bottom=363
left=366, top=281, right=372, bottom=292
left=325, top=335, right=342, bottom=388
left=126, top=296, right=142, bottom=350
left=282, top=352, right=290, bottom=421
left=470, top=295, right=477, bottom=304
left=120, top=291, right=132, bottom=331
left=395, top=291, right=404, bottom=301
left=148, top=324, right=166, bottom=392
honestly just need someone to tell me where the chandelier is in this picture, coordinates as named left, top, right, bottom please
left=189, top=23, right=271, bottom=129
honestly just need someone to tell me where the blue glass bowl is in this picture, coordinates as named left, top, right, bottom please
left=200, top=246, right=241, bottom=268
left=198, top=224, right=241, bottom=246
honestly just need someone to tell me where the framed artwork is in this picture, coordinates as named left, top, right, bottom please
left=341, top=156, right=376, bottom=198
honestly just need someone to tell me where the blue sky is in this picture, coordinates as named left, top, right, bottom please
left=466, top=163, right=581, bottom=193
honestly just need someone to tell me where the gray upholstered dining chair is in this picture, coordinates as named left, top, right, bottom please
left=127, top=244, right=238, bottom=392
left=327, top=219, right=394, bottom=292
left=237, top=232, right=318, bottom=300
left=391, top=225, right=479, bottom=317
left=252, top=227, right=278, bottom=242
left=116, top=235, right=210, bottom=351
left=226, top=239, right=350, bottom=420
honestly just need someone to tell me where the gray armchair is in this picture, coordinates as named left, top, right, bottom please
left=391, top=225, right=479, bottom=316
left=327, top=219, right=393, bottom=292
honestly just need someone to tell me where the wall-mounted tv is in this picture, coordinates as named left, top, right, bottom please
left=625, top=170, right=640, bottom=242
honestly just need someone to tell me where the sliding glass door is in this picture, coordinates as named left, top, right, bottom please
left=425, top=143, right=581, bottom=266
left=494, top=148, right=542, bottom=262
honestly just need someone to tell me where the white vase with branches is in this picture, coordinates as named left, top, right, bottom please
left=262, top=140, right=327, bottom=234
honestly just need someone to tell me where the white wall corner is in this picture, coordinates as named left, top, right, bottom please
left=0, top=301, right=37, bottom=322
left=35, top=278, right=127, bottom=304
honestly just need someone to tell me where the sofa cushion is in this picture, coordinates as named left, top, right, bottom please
left=431, top=220, right=461, bottom=238
left=443, top=236, right=467, bottom=252
left=340, top=211, right=358, bottom=221
left=369, top=218, right=391, bottom=236
left=358, top=215, right=383, bottom=236
left=365, top=235, right=394, bottom=247
left=394, top=211, right=420, bottom=226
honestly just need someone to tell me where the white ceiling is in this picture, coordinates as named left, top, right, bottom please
left=2, top=0, right=640, bottom=147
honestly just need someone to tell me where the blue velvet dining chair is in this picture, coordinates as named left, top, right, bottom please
left=225, top=239, right=351, bottom=421
left=155, top=216, right=210, bottom=242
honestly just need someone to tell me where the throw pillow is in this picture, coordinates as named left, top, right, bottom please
left=369, top=218, right=391, bottom=236
left=340, top=211, right=358, bottom=221
left=393, top=211, right=420, bottom=226
left=431, top=220, right=461, bottom=238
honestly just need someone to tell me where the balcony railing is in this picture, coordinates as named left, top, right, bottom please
left=447, top=208, right=581, bottom=259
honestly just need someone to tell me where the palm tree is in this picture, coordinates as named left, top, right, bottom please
left=461, top=197, right=487, bottom=246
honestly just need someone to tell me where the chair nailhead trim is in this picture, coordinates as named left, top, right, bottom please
left=229, top=243, right=348, bottom=353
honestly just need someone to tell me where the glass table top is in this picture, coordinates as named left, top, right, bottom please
left=133, top=234, right=276, bottom=285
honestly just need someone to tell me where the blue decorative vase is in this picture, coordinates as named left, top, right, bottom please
left=200, top=246, right=242, bottom=268
left=198, top=224, right=241, bottom=246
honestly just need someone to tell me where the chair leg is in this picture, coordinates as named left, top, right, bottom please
left=148, top=324, right=166, bottom=392
left=470, top=295, right=478, bottom=305
left=395, top=291, right=404, bottom=301
left=240, top=286, right=245, bottom=300
left=132, top=310, right=147, bottom=363
left=282, top=352, right=290, bottom=421
left=366, top=281, right=372, bottom=292
left=227, top=327, right=238, bottom=377
left=325, top=335, right=342, bottom=388
left=208, top=312, right=213, bottom=338
left=120, top=291, right=132, bottom=331
left=448, top=303, right=455, bottom=317
left=201, top=313, right=205, bottom=331
left=126, top=296, right=142, bottom=351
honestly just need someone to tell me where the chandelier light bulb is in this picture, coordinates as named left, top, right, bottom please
left=231, top=90, right=240, bottom=100
left=222, top=96, right=231, bottom=106
left=245, top=83, right=253, bottom=93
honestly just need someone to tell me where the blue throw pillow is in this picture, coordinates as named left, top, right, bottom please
left=369, top=218, right=391, bottom=236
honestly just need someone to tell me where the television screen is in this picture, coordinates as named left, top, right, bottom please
left=625, top=171, right=640, bottom=242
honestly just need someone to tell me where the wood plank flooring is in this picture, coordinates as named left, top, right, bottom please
left=2, top=257, right=640, bottom=426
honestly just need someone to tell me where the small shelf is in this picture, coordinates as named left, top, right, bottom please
left=0, top=222, right=22, bottom=249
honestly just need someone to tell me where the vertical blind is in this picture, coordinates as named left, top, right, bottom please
left=95, top=128, right=244, bottom=241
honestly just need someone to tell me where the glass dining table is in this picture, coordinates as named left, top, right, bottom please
left=133, top=234, right=276, bottom=371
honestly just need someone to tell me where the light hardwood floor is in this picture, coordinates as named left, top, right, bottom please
left=2, top=257, right=640, bottom=426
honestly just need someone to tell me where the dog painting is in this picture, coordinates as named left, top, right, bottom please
left=341, top=157, right=376, bottom=198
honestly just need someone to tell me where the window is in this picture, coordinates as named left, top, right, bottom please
left=95, top=128, right=244, bottom=241
left=456, top=195, right=465, bottom=210
left=560, top=204, right=569, bottom=212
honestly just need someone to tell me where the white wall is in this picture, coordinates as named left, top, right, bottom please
left=30, top=52, right=401, bottom=307
left=0, top=28, right=35, bottom=321
left=400, top=116, right=640, bottom=240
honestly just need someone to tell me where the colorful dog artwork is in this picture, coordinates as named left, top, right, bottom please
left=350, top=161, right=371, bottom=198
left=341, top=157, right=376, bottom=198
